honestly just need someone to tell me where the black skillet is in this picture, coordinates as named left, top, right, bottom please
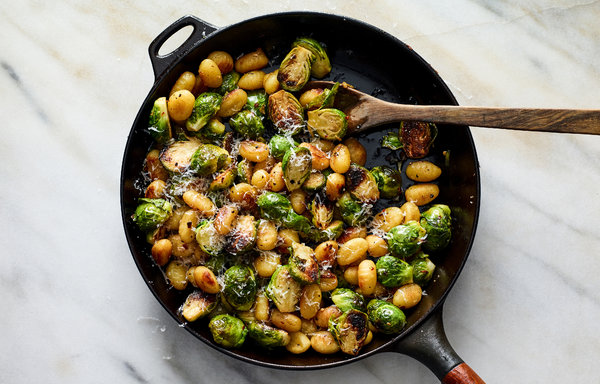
left=120, top=12, right=482, bottom=383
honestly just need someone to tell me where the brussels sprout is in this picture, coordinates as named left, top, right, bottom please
left=289, top=242, right=319, bottom=284
left=302, top=171, right=326, bottom=193
left=420, top=204, right=452, bottom=252
left=311, top=191, right=333, bottom=229
left=196, top=118, right=226, bottom=141
left=306, top=82, right=339, bottom=110
left=367, top=299, right=406, bottom=334
left=181, top=290, right=218, bottom=322
left=195, top=220, right=224, bottom=256
left=307, top=108, right=348, bottom=141
left=386, top=221, right=427, bottom=258
left=381, top=131, right=402, bottom=150
left=371, top=166, right=402, bottom=199
left=269, top=134, right=299, bottom=160
left=328, top=309, right=369, bottom=356
left=330, top=288, right=366, bottom=312
left=257, top=191, right=293, bottom=221
left=226, top=215, right=257, bottom=254
left=247, top=321, right=291, bottom=348
left=411, top=257, right=436, bottom=287
left=222, top=265, right=257, bottom=311
left=245, top=90, right=268, bottom=115
left=229, top=109, right=265, bottom=139
left=208, top=314, right=247, bottom=348
left=159, top=139, right=203, bottom=173
left=236, top=159, right=254, bottom=183
left=268, top=90, right=305, bottom=135
left=209, top=165, right=236, bottom=191
left=205, top=254, right=227, bottom=275
left=293, top=37, right=332, bottom=79
left=186, top=92, right=223, bottom=132
left=399, top=121, right=437, bottom=159
left=311, top=220, right=344, bottom=243
left=376, top=255, right=413, bottom=288
left=277, top=45, right=315, bottom=92
left=132, top=198, right=173, bottom=232
left=282, top=146, right=312, bottom=191
left=266, top=265, right=302, bottom=313
left=345, top=164, right=380, bottom=204
left=216, top=71, right=240, bottom=95
left=336, top=192, right=370, bottom=227
left=189, top=144, right=231, bottom=176
left=148, top=97, right=171, bottom=144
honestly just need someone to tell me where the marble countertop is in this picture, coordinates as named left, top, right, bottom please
left=2, top=1, right=599, bottom=383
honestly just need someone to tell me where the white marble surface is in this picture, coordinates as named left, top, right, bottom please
left=1, top=1, right=599, bottom=383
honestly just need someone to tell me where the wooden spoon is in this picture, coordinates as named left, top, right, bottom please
left=306, top=81, right=600, bottom=135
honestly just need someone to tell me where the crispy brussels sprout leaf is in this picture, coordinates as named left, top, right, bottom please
left=266, top=265, right=302, bottom=313
left=268, top=90, right=305, bottom=135
left=245, top=90, right=268, bottom=116
left=222, top=265, right=257, bottom=311
left=209, top=166, right=236, bottom=191
left=195, top=220, right=224, bottom=256
left=186, top=92, right=222, bottom=132
left=208, top=314, right=247, bottom=348
left=293, top=37, right=332, bottom=79
left=311, top=220, right=344, bottom=243
left=132, top=198, right=172, bottom=232
left=307, top=108, right=348, bottom=141
left=381, top=131, right=403, bottom=150
left=310, top=191, right=333, bottom=229
left=148, top=97, right=172, bottom=144
left=277, top=45, right=315, bottom=92
left=216, top=71, right=240, bottom=95
left=282, top=146, right=312, bottom=191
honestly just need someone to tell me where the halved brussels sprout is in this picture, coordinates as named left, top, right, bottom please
left=420, top=204, right=452, bottom=252
left=216, top=71, right=240, bottom=95
left=181, top=290, right=218, bottom=322
left=229, top=109, right=265, bottom=139
left=196, top=117, right=226, bottom=141
left=311, top=191, right=333, bottom=229
left=159, top=139, right=203, bottom=173
left=222, top=265, right=257, bottom=311
left=277, top=45, right=315, bottom=92
left=266, top=265, right=302, bottom=313
left=306, top=82, right=339, bottom=110
left=376, top=255, right=413, bottom=288
left=411, top=256, right=436, bottom=287
left=307, top=108, right=348, bottom=141
left=247, top=321, right=290, bottom=348
left=293, top=37, right=332, bottom=79
left=367, top=299, right=406, bottom=334
left=186, top=92, right=223, bottom=132
left=345, top=164, right=380, bottom=204
left=399, top=121, right=437, bottom=159
left=205, top=254, right=227, bottom=275
left=311, top=220, right=344, bottom=243
left=289, top=242, right=319, bottom=284
left=336, top=192, right=370, bottom=227
left=132, top=198, right=173, bottom=232
left=245, top=90, right=268, bottom=116
left=208, top=314, right=247, bottom=348
left=257, top=191, right=292, bottom=221
left=268, top=90, right=305, bottom=135
left=226, top=215, right=257, bottom=254
left=236, top=159, right=254, bottom=184
left=302, top=171, right=326, bottom=193
left=386, top=221, right=427, bottom=258
left=269, top=134, right=299, bottom=160
left=195, top=220, right=224, bottom=256
left=189, top=144, right=231, bottom=176
left=371, top=165, right=402, bottom=199
left=209, top=166, right=236, bottom=191
left=330, top=288, right=366, bottom=312
left=148, top=97, right=171, bottom=144
left=328, top=309, right=369, bottom=356
left=282, top=146, right=312, bottom=191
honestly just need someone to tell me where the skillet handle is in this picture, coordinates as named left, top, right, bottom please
left=393, top=303, right=485, bottom=383
left=148, top=15, right=218, bottom=80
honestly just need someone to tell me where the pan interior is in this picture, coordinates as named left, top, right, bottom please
left=121, top=12, right=480, bottom=369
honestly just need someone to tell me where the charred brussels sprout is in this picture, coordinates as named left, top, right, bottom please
left=269, top=134, right=298, bottom=160
left=186, top=92, right=222, bottom=132
left=331, top=288, right=366, bottom=312
left=216, top=71, right=240, bottom=95
left=376, top=255, right=413, bottom=288
left=411, top=256, right=436, bottom=287
left=302, top=171, right=326, bottom=193
left=336, top=192, right=370, bottom=226
left=159, top=139, right=203, bottom=173
left=282, top=146, right=312, bottom=191
left=227, top=215, right=257, bottom=254
left=266, top=265, right=302, bottom=313
left=307, top=108, right=347, bottom=141
left=345, top=164, right=380, bottom=204
left=311, top=191, right=333, bottom=229
left=222, top=265, right=257, bottom=311
left=247, top=321, right=291, bottom=348
left=236, top=159, right=253, bottom=183
left=277, top=45, right=315, bottom=92
left=420, top=204, right=452, bottom=252
left=371, top=166, right=402, bottom=199
left=268, top=90, right=305, bottom=135
left=311, top=220, right=344, bottom=243
left=195, top=220, right=224, bottom=256
left=208, top=314, right=247, bottom=348
left=399, top=121, right=437, bottom=159
left=132, top=198, right=172, bottom=232
left=148, top=97, right=171, bottom=144
left=189, top=144, right=230, bottom=176
left=245, top=90, right=268, bottom=115
left=229, top=109, right=265, bottom=139
left=181, top=290, right=218, bottom=322
left=367, top=299, right=406, bottom=334
left=308, top=82, right=339, bottom=109
left=328, top=309, right=369, bottom=356
left=293, top=37, right=331, bottom=78
left=386, top=221, right=427, bottom=258
left=209, top=166, right=236, bottom=191
left=289, top=242, right=320, bottom=284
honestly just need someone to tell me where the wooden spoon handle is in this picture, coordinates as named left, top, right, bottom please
left=385, top=104, right=600, bottom=134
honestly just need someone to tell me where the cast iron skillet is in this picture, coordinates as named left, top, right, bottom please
left=120, top=12, right=482, bottom=383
